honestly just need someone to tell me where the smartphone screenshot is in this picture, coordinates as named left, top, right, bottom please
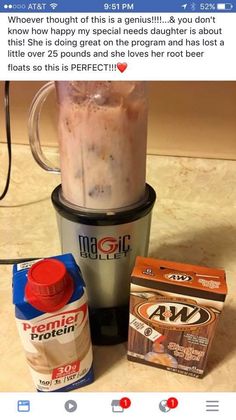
left=0, top=1, right=235, bottom=419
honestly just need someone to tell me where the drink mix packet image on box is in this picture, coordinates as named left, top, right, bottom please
left=128, top=257, right=227, bottom=378
left=12, top=253, right=94, bottom=392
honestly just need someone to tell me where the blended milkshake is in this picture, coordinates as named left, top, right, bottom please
left=56, top=81, right=148, bottom=209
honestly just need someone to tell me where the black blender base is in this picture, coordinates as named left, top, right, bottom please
left=89, top=305, right=129, bottom=345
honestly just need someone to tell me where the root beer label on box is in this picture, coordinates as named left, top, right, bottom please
left=127, top=257, right=227, bottom=378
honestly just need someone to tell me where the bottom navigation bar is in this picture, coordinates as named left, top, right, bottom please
left=1, top=392, right=234, bottom=420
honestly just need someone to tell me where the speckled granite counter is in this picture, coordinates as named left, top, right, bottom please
left=0, top=145, right=236, bottom=392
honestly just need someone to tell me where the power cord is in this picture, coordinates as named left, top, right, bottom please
left=0, top=81, right=12, bottom=200
left=0, top=82, right=41, bottom=265
left=0, top=258, right=41, bottom=265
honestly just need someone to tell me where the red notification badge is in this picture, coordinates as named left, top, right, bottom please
left=167, top=397, right=178, bottom=409
left=120, top=397, right=131, bottom=409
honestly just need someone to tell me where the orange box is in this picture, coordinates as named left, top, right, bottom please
left=127, top=257, right=227, bottom=378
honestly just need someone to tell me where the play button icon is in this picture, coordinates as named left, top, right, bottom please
left=64, top=400, right=77, bottom=413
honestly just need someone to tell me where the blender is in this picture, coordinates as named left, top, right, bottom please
left=28, top=81, right=156, bottom=344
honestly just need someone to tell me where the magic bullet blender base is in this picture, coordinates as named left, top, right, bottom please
left=89, top=305, right=129, bottom=345
left=52, top=183, right=156, bottom=345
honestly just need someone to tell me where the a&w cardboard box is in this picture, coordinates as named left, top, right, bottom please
left=127, top=257, right=227, bottom=378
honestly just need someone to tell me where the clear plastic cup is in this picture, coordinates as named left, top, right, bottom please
left=29, top=81, right=148, bottom=210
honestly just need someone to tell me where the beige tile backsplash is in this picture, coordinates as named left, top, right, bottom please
left=0, top=81, right=236, bottom=159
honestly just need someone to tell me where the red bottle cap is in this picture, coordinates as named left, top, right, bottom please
left=25, top=259, right=74, bottom=312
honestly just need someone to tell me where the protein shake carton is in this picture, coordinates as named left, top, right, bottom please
left=13, top=253, right=94, bottom=392
left=127, top=257, right=227, bottom=378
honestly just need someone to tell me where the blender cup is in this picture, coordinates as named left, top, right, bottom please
left=28, top=81, right=156, bottom=344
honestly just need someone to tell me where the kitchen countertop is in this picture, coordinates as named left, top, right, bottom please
left=0, top=144, right=236, bottom=392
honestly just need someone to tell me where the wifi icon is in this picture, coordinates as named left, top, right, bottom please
left=50, top=3, right=58, bottom=9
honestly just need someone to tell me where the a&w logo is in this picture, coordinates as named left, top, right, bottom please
left=165, top=273, right=193, bottom=282
left=134, top=299, right=215, bottom=331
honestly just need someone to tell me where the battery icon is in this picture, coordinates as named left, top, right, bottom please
left=217, top=3, right=234, bottom=9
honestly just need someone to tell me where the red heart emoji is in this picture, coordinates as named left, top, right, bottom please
left=117, top=62, right=128, bottom=73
